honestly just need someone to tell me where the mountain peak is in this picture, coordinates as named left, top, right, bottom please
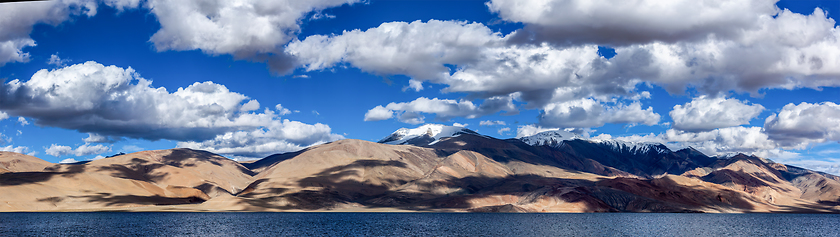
left=518, top=129, right=582, bottom=147
left=378, top=124, right=479, bottom=146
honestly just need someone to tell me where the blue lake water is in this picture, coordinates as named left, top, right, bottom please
left=0, top=212, right=838, bottom=236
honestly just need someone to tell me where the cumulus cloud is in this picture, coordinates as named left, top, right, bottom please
left=0, top=61, right=342, bottom=157
left=275, top=104, right=292, bottom=116
left=363, top=105, right=394, bottom=121
left=289, top=21, right=622, bottom=108
left=47, top=53, right=69, bottom=67
left=177, top=119, right=343, bottom=158
left=764, top=102, right=840, bottom=148
left=45, top=143, right=110, bottom=157
left=1, top=0, right=359, bottom=72
left=670, top=96, right=765, bottom=132
left=497, top=127, right=511, bottom=135
left=83, top=133, right=121, bottom=143
left=0, top=111, right=7, bottom=121
left=139, top=0, right=359, bottom=73
left=120, top=145, right=143, bottom=153
left=487, top=0, right=775, bottom=46
left=480, top=120, right=506, bottom=126
left=0, top=145, right=30, bottom=154
left=605, top=8, right=840, bottom=95
left=288, top=20, right=502, bottom=81
left=363, top=96, right=517, bottom=124
left=539, top=98, right=660, bottom=128
left=101, top=0, right=141, bottom=12
left=0, top=61, right=272, bottom=141
left=290, top=7, right=840, bottom=120
left=0, top=0, right=96, bottom=66
left=17, top=117, right=28, bottom=126
left=403, top=80, right=424, bottom=92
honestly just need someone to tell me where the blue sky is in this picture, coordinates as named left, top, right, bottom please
left=1, top=0, right=840, bottom=174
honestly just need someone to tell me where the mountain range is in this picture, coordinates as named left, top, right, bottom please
left=1, top=124, right=839, bottom=213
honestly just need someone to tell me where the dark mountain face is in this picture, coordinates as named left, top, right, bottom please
left=552, top=139, right=717, bottom=178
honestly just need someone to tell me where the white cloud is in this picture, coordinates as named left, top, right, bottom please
left=0, top=61, right=343, bottom=157
left=0, top=111, right=7, bottom=121
left=177, top=119, right=343, bottom=158
left=59, top=158, right=79, bottom=164
left=45, top=143, right=111, bottom=157
left=764, top=102, right=840, bottom=148
left=281, top=20, right=636, bottom=111
left=604, top=8, right=840, bottom=95
left=0, top=0, right=96, bottom=66
left=101, top=0, right=141, bottom=12
left=17, top=117, right=28, bottom=126
left=47, top=53, right=69, bottom=67
left=240, top=99, right=260, bottom=112
left=74, top=144, right=111, bottom=156
left=0, top=61, right=271, bottom=141
left=539, top=98, right=660, bottom=128
left=396, top=112, right=424, bottom=125
left=670, top=95, right=764, bottom=132
left=452, top=123, right=468, bottom=127
left=364, top=96, right=517, bottom=124
left=480, top=120, right=506, bottom=126
left=515, top=124, right=559, bottom=138
left=363, top=105, right=394, bottom=121
left=487, top=0, right=775, bottom=46
left=288, top=20, right=502, bottom=81
left=403, top=80, right=424, bottom=92
left=0, top=145, right=29, bottom=154
left=289, top=7, right=840, bottom=119
left=83, top=133, right=120, bottom=143
left=45, top=144, right=72, bottom=157
left=497, top=127, right=511, bottom=135
left=139, top=0, right=359, bottom=73
left=120, top=145, right=143, bottom=153
left=275, top=104, right=292, bottom=116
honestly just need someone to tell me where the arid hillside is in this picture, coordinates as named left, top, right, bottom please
left=1, top=132, right=839, bottom=213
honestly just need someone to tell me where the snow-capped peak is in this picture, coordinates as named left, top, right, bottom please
left=595, top=140, right=671, bottom=155
left=378, top=124, right=478, bottom=146
left=519, top=130, right=670, bottom=155
left=519, top=130, right=582, bottom=147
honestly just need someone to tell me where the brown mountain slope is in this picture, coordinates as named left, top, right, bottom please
left=428, top=134, right=635, bottom=177
left=202, top=138, right=837, bottom=213
left=0, top=148, right=253, bottom=211
left=679, top=154, right=840, bottom=212
left=0, top=152, right=51, bottom=173
left=2, top=137, right=839, bottom=213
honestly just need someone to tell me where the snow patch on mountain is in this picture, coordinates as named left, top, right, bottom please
left=519, top=129, right=581, bottom=147
left=595, top=140, right=671, bottom=155
left=379, top=124, right=479, bottom=145
left=520, top=130, right=671, bottom=155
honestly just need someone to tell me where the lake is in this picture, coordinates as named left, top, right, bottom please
left=0, top=212, right=838, bottom=236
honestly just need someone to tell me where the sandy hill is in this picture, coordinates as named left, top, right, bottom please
left=0, top=152, right=51, bottom=173
left=0, top=148, right=253, bottom=211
